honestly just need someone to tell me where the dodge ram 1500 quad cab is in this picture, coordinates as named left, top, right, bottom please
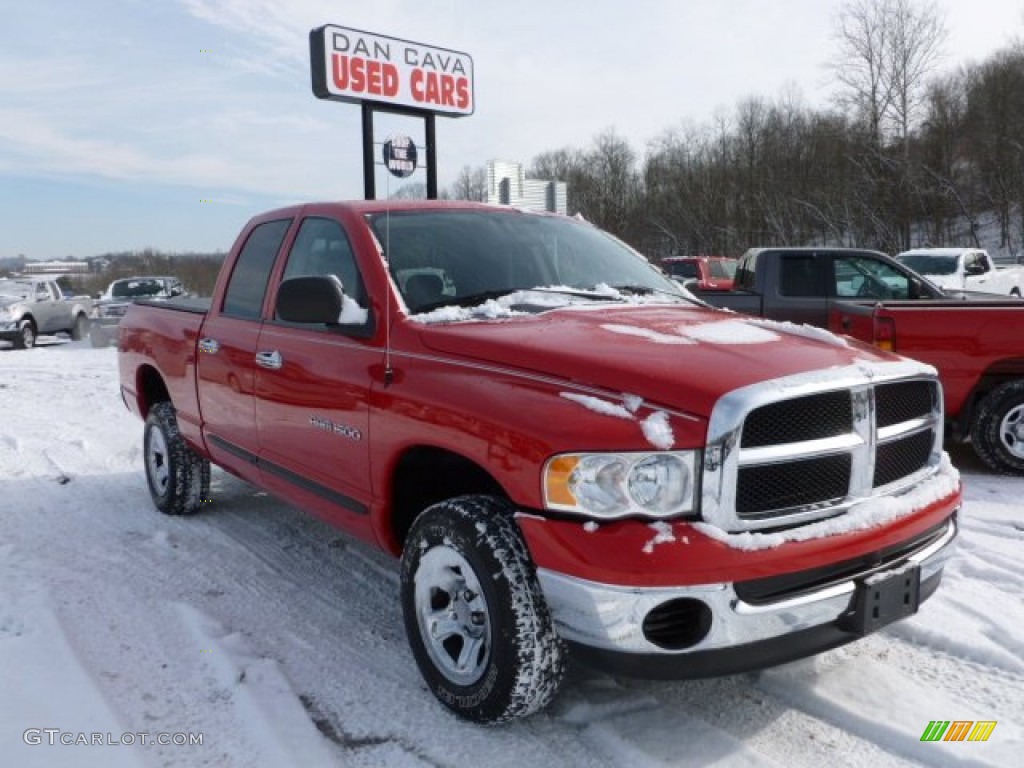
left=118, top=201, right=960, bottom=722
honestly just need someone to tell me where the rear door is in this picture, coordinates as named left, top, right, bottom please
left=254, top=215, right=377, bottom=528
left=197, top=217, right=293, bottom=474
left=769, top=252, right=829, bottom=326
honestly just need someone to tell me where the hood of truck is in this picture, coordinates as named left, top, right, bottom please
left=415, top=304, right=898, bottom=417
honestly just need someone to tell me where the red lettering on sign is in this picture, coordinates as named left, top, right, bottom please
left=410, top=69, right=469, bottom=109
left=332, top=54, right=399, bottom=97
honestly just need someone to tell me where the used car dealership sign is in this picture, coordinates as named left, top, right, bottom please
left=310, top=25, right=474, bottom=116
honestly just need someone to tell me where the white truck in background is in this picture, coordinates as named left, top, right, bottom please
left=896, top=247, right=1024, bottom=297
left=89, top=275, right=187, bottom=347
left=0, top=277, right=91, bottom=350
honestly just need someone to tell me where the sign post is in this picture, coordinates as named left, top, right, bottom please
left=310, top=25, right=474, bottom=200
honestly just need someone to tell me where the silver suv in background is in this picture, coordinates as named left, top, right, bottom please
left=0, top=278, right=92, bottom=350
left=90, top=276, right=187, bottom=347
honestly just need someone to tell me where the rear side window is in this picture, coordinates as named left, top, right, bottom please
left=779, top=255, right=823, bottom=297
left=222, top=219, right=291, bottom=319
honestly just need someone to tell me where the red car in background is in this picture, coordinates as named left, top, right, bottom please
left=662, top=256, right=738, bottom=290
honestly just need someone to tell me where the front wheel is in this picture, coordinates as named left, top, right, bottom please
left=400, top=496, right=565, bottom=723
left=971, top=380, right=1024, bottom=474
left=13, top=320, right=36, bottom=350
left=144, top=402, right=211, bottom=514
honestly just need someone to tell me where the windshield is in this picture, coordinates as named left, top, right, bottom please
left=0, top=280, right=32, bottom=298
left=896, top=254, right=957, bottom=276
left=367, top=210, right=687, bottom=314
left=110, top=279, right=167, bottom=298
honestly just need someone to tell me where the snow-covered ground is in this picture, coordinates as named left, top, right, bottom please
left=1, top=337, right=1021, bottom=768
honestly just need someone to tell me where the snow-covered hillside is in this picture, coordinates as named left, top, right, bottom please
left=1, top=338, right=1021, bottom=767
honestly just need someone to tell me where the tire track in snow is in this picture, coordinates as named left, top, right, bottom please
left=755, top=654, right=1012, bottom=768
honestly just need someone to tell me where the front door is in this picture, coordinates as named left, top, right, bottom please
left=254, top=216, right=377, bottom=531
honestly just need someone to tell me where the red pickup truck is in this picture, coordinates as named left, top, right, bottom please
left=118, top=201, right=960, bottom=723
left=830, top=299, right=1024, bottom=474
left=661, top=256, right=738, bottom=290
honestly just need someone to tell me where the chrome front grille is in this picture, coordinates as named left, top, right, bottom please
left=701, top=361, right=944, bottom=532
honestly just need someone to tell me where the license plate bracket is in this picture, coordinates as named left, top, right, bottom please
left=843, top=562, right=921, bottom=635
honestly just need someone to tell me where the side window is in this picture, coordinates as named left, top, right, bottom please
left=779, top=255, right=822, bottom=297
left=222, top=219, right=291, bottom=319
left=835, top=257, right=910, bottom=300
left=281, top=217, right=365, bottom=307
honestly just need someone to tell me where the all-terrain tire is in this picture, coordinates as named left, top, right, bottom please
left=144, top=401, right=212, bottom=515
left=970, top=379, right=1024, bottom=474
left=70, top=313, right=88, bottom=341
left=13, top=320, right=36, bottom=350
left=400, top=495, right=566, bottom=723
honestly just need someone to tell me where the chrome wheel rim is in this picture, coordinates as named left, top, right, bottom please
left=999, top=403, right=1024, bottom=460
left=146, top=426, right=170, bottom=498
left=22, top=326, right=34, bottom=348
left=414, top=545, right=491, bottom=686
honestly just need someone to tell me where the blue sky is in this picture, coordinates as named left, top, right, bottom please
left=2, top=0, right=1022, bottom=260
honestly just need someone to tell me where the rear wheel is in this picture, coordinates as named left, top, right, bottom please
left=144, top=402, right=211, bottom=514
left=971, top=380, right=1024, bottom=474
left=400, top=496, right=565, bottom=723
left=13, top=320, right=36, bottom=350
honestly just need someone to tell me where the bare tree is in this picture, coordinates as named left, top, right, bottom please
left=832, top=0, right=892, bottom=146
left=449, top=165, right=488, bottom=201
left=886, top=0, right=947, bottom=156
left=832, top=0, right=945, bottom=147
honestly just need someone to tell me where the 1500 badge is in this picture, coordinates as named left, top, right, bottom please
left=309, top=415, right=362, bottom=441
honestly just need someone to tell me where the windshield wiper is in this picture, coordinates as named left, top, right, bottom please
left=414, top=289, right=520, bottom=314
left=528, top=287, right=619, bottom=301
left=609, top=284, right=688, bottom=300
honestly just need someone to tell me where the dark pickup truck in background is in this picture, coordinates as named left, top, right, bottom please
left=694, top=247, right=976, bottom=327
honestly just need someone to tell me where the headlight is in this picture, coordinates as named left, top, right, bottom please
left=544, top=451, right=698, bottom=520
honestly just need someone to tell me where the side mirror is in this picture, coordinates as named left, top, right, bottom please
left=276, top=276, right=344, bottom=324
left=964, top=263, right=986, bottom=276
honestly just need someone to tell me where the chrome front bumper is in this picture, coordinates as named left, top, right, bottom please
left=537, top=516, right=957, bottom=657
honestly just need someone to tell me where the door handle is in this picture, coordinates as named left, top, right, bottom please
left=255, top=350, right=283, bottom=370
left=198, top=337, right=220, bottom=354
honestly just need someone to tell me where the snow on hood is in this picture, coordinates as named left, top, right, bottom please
left=415, top=304, right=898, bottom=419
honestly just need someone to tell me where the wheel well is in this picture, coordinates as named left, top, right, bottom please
left=136, top=365, right=170, bottom=419
left=389, top=446, right=507, bottom=551
left=20, top=314, right=36, bottom=328
left=958, top=364, right=1024, bottom=438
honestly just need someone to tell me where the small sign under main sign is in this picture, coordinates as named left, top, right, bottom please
left=382, top=135, right=418, bottom=178
left=310, top=25, right=474, bottom=116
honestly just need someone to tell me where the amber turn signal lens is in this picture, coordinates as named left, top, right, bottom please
left=545, top=455, right=579, bottom=506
